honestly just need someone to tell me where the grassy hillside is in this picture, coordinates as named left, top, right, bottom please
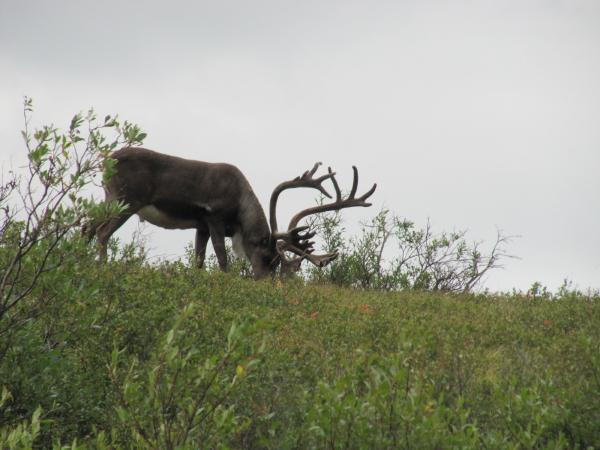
left=3, top=102, right=598, bottom=449
left=1, top=253, right=599, bottom=449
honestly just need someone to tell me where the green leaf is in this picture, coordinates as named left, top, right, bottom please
left=70, top=113, right=83, bottom=132
left=166, top=329, right=175, bottom=346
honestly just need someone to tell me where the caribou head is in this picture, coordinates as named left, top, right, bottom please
left=268, top=162, right=377, bottom=277
left=86, top=147, right=376, bottom=279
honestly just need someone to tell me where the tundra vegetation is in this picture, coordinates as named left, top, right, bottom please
left=1, top=101, right=599, bottom=449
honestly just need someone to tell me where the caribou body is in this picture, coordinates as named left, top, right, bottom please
left=86, top=147, right=376, bottom=278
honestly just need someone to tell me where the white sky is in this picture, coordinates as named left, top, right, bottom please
left=1, top=0, right=599, bottom=292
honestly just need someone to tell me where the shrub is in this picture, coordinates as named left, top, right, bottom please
left=307, top=208, right=514, bottom=292
left=0, top=98, right=146, bottom=341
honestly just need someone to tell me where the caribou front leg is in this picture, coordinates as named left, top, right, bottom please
left=195, top=227, right=210, bottom=268
left=208, top=220, right=228, bottom=271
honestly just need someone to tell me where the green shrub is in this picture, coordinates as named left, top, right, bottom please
left=1, top=98, right=145, bottom=340
left=0, top=388, right=42, bottom=450
left=307, top=208, right=514, bottom=292
left=107, top=305, right=263, bottom=449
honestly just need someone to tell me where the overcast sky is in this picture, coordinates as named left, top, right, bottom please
left=1, top=0, right=599, bottom=292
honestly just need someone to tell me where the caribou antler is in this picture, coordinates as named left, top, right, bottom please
left=287, top=166, right=377, bottom=231
left=276, top=241, right=339, bottom=269
left=269, top=162, right=376, bottom=272
left=269, top=162, right=335, bottom=239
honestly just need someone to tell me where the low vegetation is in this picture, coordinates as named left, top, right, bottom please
left=1, top=257, right=599, bottom=449
left=1, top=101, right=599, bottom=448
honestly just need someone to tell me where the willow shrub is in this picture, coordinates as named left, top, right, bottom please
left=1, top=258, right=598, bottom=448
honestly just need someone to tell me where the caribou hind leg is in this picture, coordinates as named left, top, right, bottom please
left=86, top=183, right=141, bottom=261
left=95, top=209, right=137, bottom=261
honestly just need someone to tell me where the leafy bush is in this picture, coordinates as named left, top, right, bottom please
left=307, top=208, right=514, bottom=292
left=0, top=98, right=146, bottom=340
left=0, top=388, right=42, bottom=450
left=108, top=306, right=263, bottom=449
left=0, top=256, right=598, bottom=448
left=298, top=350, right=481, bottom=449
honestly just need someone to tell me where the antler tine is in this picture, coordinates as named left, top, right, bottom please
left=272, top=225, right=316, bottom=244
left=269, top=162, right=335, bottom=234
left=328, top=167, right=342, bottom=201
left=306, top=161, right=322, bottom=178
left=349, top=166, right=359, bottom=198
left=277, top=241, right=339, bottom=268
left=275, top=242, right=304, bottom=273
left=305, top=251, right=339, bottom=267
left=287, top=166, right=377, bottom=231
left=360, top=182, right=377, bottom=203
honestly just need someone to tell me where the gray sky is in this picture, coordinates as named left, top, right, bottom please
left=1, top=0, right=599, bottom=292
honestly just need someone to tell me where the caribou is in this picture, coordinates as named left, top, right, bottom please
left=86, top=147, right=376, bottom=279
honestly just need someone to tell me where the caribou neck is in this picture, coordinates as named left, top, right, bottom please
left=238, top=190, right=271, bottom=241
